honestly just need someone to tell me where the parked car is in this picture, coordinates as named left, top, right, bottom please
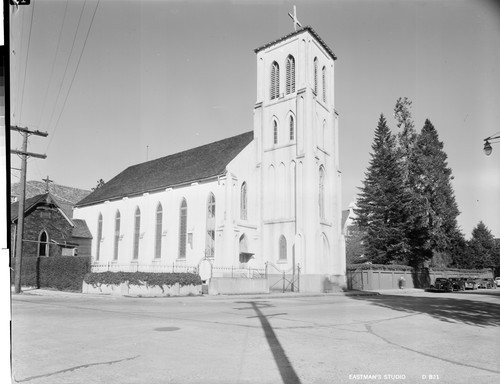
left=463, top=278, right=479, bottom=290
left=495, top=277, right=500, bottom=287
left=449, top=277, right=465, bottom=291
left=432, top=278, right=454, bottom=292
left=477, top=278, right=496, bottom=289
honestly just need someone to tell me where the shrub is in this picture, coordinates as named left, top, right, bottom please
left=84, top=271, right=202, bottom=290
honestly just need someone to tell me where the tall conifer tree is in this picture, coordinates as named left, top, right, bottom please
left=413, top=119, right=461, bottom=263
left=356, top=115, right=412, bottom=264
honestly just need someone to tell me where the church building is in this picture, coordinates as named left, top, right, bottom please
left=74, top=24, right=346, bottom=290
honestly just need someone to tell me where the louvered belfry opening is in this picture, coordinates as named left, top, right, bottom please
left=271, top=61, right=280, bottom=99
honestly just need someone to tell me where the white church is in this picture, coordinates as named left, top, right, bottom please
left=74, top=22, right=346, bottom=291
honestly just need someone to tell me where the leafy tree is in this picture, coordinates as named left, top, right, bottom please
left=355, top=115, right=412, bottom=264
left=392, top=97, right=431, bottom=266
left=345, top=225, right=366, bottom=264
left=91, top=179, right=105, bottom=192
left=467, top=222, right=497, bottom=269
left=394, top=97, right=417, bottom=161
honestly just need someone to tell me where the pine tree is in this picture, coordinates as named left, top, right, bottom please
left=467, top=221, right=497, bottom=269
left=413, top=119, right=461, bottom=261
left=355, top=115, right=412, bottom=264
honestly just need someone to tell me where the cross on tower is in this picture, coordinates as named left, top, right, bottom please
left=288, top=5, right=302, bottom=32
left=42, top=176, right=53, bottom=193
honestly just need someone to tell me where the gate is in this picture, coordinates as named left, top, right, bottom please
left=266, top=262, right=301, bottom=293
left=346, top=269, right=364, bottom=290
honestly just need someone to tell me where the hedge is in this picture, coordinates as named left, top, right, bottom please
left=11, top=256, right=92, bottom=291
left=346, top=263, right=413, bottom=271
left=84, top=271, right=202, bottom=289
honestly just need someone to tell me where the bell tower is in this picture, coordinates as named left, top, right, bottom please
left=253, top=16, right=345, bottom=287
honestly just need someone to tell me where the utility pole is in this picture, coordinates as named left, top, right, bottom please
left=11, top=126, right=47, bottom=294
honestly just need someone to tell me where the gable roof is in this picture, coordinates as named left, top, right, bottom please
left=254, top=26, right=337, bottom=61
left=77, top=131, right=254, bottom=207
left=11, top=193, right=73, bottom=226
left=11, top=181, right=91, bottom=205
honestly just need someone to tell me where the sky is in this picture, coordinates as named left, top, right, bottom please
left=7, top=0, right=500, bottom=238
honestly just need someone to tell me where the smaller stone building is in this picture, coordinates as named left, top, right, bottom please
left=11, top=193, right=92, bottom=258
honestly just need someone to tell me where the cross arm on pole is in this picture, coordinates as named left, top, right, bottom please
left=10, top=126, right=48, bottom=137
left=10, top=149, right=47, bottom=159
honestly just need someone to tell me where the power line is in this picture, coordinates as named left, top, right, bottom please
left=18, top=0, right=36, bottom=124
left=36, top=0, right=70, bottom=130
left=47, top=0, right=100, bottom=151
left=44, top=0, right=87, bottom=140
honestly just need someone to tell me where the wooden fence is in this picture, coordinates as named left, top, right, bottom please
left=346, top=268, right=494, bottom=291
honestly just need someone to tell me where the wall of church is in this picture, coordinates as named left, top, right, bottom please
left=72, top=141, right=266, bottom=272
left=74, top=180, right=228, bottom=268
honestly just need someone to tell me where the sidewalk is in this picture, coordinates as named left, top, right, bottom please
left=12, top=286, right=385, bottom=299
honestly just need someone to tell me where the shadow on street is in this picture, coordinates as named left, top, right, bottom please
left=349, top=294, right=500, bottom=328
left=235, top=301, right=301, bottom=384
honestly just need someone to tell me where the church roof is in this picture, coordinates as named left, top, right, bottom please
left=76, top=131, right=254, bottom=207
left=254, top=26, right=337, bottom=61
left=11, top=181, right=91, bottom=206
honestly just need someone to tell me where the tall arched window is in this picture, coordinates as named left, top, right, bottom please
left=271, top=61, right=280, bottom=99
left=273, top=120, right=278, bottom=145
left=286, top=55, right=295, bottom=94
left=179, top=199, right=188, bottom=258
left=279, top=235, right=287, bottom=261
left=313, top=57, right=318, bottom=94
left=206, top=193, right=216, bottom=258
left=289, top=115, right=295, bottom=141
left=38, top=230, right=49, bottom=257
left=113, top=210, right=121, bottom=261
left=96, top=213, right=103, bottom=261
left=240, top=182, right=248, bottom=220
left=154, top=203, right=163, bottom=259
left=322, top=66, right=327, bottom=102
left=319, top=167, right=325, bottom=220
left=133, top=207, right=141, bottom=260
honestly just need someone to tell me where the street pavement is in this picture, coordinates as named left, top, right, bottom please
left=9, top=288, right=500, bottom=384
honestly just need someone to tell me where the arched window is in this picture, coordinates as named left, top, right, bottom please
left=240, top=182, right=248, bottom=220
left=96, top=213, right=103, bottom=261
left=133, top=207, right=141, bottom=260
left=286, top=55, right=295, bottom=94
left=279, top=235, right=287, bottom=261
left=206, top=193, right=216, bottom=258
left=179, top=199, right=188, bottom=258
left=313, top=57, right=318, bottom=95
left=289, top=115, right=295, bottom=141
left=154, top=203, right=163, bottom=259
left=38, top=230, right=49, bottom=257
left=271, top=61, right=280, bottom=100
left=273, top=120, right=278, bottom=145
left=319, top=167, right=325, bottom=220
left=322, top=66, right=327, bottom=102
left=113, top=210, right=121, bottom=261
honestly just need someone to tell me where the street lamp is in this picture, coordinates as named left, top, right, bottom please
left=483, top=133, right=500, bottom=156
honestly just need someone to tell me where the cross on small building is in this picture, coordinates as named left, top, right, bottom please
left=42, top=176, right=53, bottom=193
left=288, top=5, right=302, bottom=32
